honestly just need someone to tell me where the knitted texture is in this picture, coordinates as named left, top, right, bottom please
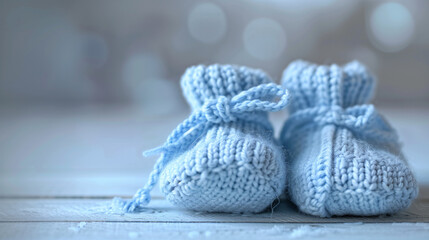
left=114, top=64, right=290, bottom=213
left=280, top=60, right=418, bottom=217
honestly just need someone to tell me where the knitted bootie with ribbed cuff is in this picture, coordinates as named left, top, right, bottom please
left=280, top=60, right=418, bottom=217
left=114, top=64, right=290, bottom=213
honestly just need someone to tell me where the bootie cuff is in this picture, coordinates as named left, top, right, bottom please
left=282, top=60, right=375, bottom=113
left=181, top=64, right=272, bottom=110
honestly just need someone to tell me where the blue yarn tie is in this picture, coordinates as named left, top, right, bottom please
left=281, top=104, right=398, bottom=144
left=114, top=83, right=290, bottom=213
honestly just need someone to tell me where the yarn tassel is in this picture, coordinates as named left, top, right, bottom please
left=111, top=153, right=169, bottom=213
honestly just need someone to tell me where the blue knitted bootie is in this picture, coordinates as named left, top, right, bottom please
left=280, top=60, right=418, bottom=217
left=115, top=64, right=290, bottom=213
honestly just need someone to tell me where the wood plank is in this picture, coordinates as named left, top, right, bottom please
left=1, top=222, right=429, bottom=240
left=1, top=198, right=428, bottom=223
left=2, top=171, right=427, bottom=199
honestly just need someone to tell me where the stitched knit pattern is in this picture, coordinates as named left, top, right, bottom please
left=280, top=60, right=418, bottom=217
left=156, top=65, right=287, bottom=213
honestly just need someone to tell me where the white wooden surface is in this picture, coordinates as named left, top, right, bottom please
left=1, top=106, right=429, bottom=239
left=1, top=222, right=428, bottom=240
left=1, top=198, right=429, bottom=223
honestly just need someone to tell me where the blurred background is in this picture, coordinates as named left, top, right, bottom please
left=0, top=0, right=428, bottom=196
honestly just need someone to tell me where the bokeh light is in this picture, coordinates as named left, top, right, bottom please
left=243, top=18, right=286, bottom=61
left=368, top=2, right=415, bottom=52
left=187, top=3, right=227, bottom=44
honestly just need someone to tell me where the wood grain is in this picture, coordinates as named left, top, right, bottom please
left=1, top=222, right=429, bottom=240
left=1, top=198, right=428, bottom=223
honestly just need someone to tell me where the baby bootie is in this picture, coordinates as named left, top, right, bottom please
left=115, top=64, right=290, bottom=213
left=280, top=60, right=418, bottom=217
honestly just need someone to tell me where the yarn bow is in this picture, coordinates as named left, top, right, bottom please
left=281, top=104, right=398, bottom=144
left=113, top=83, right=290, bottom=213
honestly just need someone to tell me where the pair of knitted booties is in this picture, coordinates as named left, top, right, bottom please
left=115, top=61, right=418, bottom=217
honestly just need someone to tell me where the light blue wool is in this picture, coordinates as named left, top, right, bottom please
left=114, top=64, right=290, bottom=213
left=280, top=60, right=419, bottom=217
